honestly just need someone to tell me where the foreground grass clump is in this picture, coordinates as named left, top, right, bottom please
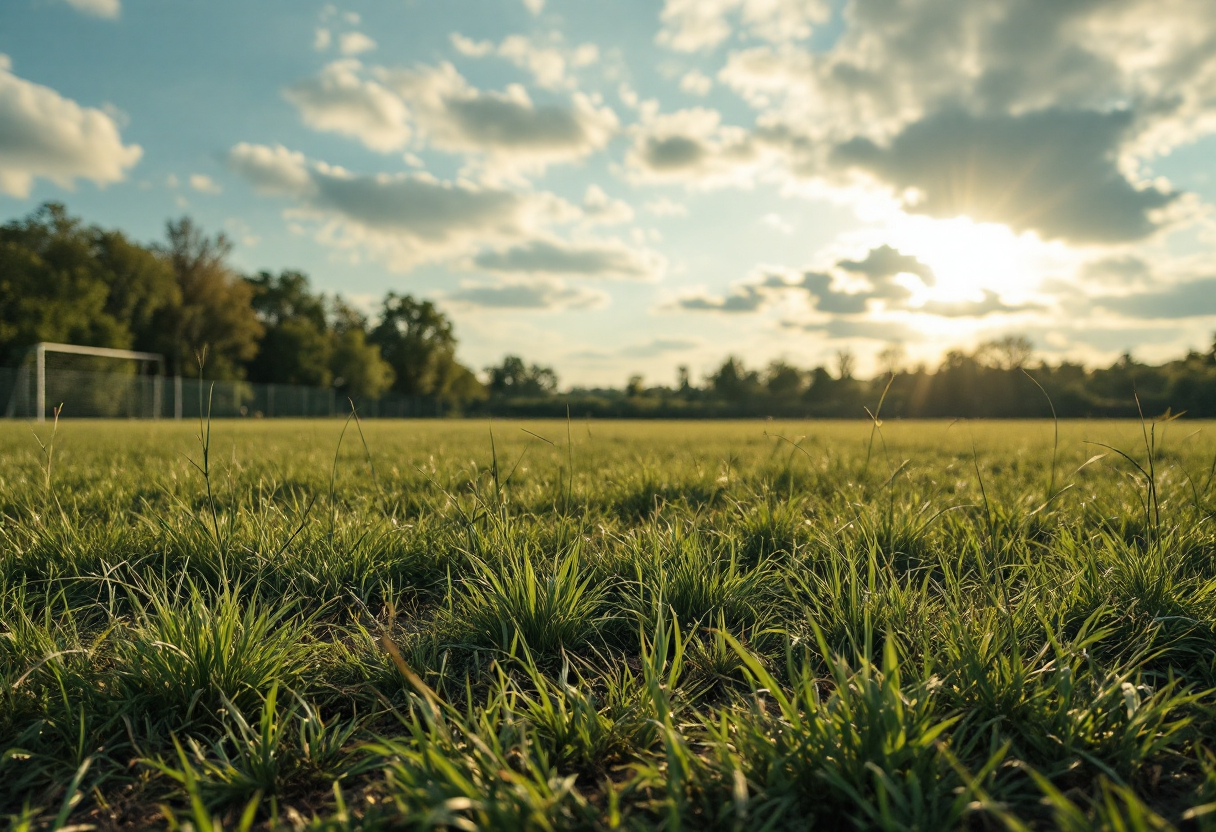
left=3, top=417, right=1216, bottom=830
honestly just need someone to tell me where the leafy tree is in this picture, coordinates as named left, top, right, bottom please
left=485, top=355, right=558, bottom=397
left=153, top=218, right=262, bottom=379
left=433, top=358, right=488, bottom=404
left=245, top=271, right=332, bottom=387
left=0, top=203, right=171, bottom=364
left=710, top=356, right=762, bottom=403
left=331, top=327, right=395, bottom=399
left=329, top=298, right=394, bottom=399
left=764, top=360, right=805, bottom=400
left=370, top=293, right=482, bottom=399
left=977, top=335, right=1034, bottom=370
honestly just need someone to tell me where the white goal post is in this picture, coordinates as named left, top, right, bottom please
left=28, top=342, right=166, bottom=422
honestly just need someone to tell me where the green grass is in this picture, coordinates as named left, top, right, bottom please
left=3, top=417, right=1216, bottom=830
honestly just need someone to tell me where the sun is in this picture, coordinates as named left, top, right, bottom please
left=881, top=215, right=1058, bottom=304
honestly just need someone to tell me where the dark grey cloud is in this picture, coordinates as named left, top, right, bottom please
left=677, top=245, right=936, bottom=316
left=797, top=271, right=871, bottom=314
left=284, top=61, right=618, bottom=173
left=313, top=173, right=522, bottom=237
left=1079, top=255, right=1151, bottom=286
left=227, top=142, right=571, bottom=269
left=228, top=142, right=528, bottom=238
left=449, top=280, right=604, bottom=310
left=832, top=108, right=1177, bottom=243
left=445, top=96, right=589, bottom=149
left=677, top=286, right=767, bottom=313
left=918, top=290, right=1039, bottom=318
left=638, top=135, right=707, bottom=171
left=625, top=108, right=761, bottom=185
left=620, top=338, right=699, bottom=358
left=837, top=244, right=934, bottom=285
left=797, top=246, right=936, bottom=313
left=473, top=238, right=659, bottom=280
left=1094, top=278, right=1216, bottom=319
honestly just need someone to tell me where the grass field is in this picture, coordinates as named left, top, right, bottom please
left=4, top=416, right=1216, bottom=831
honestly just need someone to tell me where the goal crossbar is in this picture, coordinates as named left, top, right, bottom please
left=30, top=342, right=166, bottom=422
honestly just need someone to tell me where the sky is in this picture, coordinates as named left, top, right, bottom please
left=2, top=0, right=1216, bottom=388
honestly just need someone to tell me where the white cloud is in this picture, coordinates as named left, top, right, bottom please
left=228, top=142, right=664, bottom=286
left=284, top=59, right=411, bottom=152
left=0, top=57, right=141, bottom=197
left=719, top=0, right=1216, bottom=160
left=450, top=32, right=598, bottom=91
left=338, top=31, right=377, bottom=56
left=657, top=0, right=829, bottom=52
left=189, top=173, right=222, bottom=194
left=522, top=0, right=545, bottom=14
left=625, top=107, right=767, bottom=187
left=679, top=70, right=713, bottom=96
left=645, top=197, right=689, bottom=217
left=314, top=28, right=332, bottom=51
left=496, top=35, right=568, bottom=90
left=378, top=62, right=618, bottom=176
left=62, top=0, right=120, bottom=19
left=451, top=33, right=495, bottom=58
left=571, top=44, right=600, bottom=68
left=225, top=143, right=313, bottom=196
left=623, top=0, right=1216, bottom=245
left=285, top=59, right=618, bottom=174
left=582, top=184, right=635, bottom=225
left=228, top=142, right=616, bottom=276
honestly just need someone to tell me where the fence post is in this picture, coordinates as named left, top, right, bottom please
left=174, top=375, right=183, bottom=420
left=34, top=343, right=45, bottom=423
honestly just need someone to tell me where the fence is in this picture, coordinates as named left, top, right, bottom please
left=0, top=367, right=445, bottom=420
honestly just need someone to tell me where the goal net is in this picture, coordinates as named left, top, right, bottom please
left=3, top=343, right=166, bottom=421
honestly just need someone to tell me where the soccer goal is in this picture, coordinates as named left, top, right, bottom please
left=4, top=342, right=167, bottom=421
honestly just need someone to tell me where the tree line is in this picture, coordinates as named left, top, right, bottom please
left=3, top=203, right=1214, bottom=418
left=0, top=203, right=485, bottom=403
left=582, top=336, right=1216, bottom=419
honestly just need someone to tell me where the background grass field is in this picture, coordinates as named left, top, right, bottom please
left=3, top=417, right=1216, bottom=830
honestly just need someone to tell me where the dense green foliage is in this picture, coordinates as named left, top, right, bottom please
left=518, top=338, right=1216, bottom=420
left=0, top=204, right=478, bottom=402
left=4, top=417, right=1216, bottom=829
left=6, top=203, right=1216, bottom=420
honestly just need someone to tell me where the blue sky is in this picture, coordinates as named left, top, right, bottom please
left=3, top=0, right=1216, bottom=386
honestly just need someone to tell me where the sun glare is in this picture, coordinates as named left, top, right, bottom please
left=882, top=215, right=1060, bottom=304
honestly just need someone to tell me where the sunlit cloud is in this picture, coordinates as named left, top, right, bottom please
left=0, top=55, right=142, bottom=197
left=16, top=0, right=1216, bottom=383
